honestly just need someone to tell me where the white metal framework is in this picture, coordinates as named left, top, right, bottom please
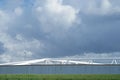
left=0, top=58, right=120, bottom=65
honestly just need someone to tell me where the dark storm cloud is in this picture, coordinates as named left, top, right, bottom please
left=0, top=42, right=5, bottom=54
left=39, top=13, right=120, bottom=57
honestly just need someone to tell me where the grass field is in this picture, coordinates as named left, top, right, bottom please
left=0, top=74, right=120, bottom=80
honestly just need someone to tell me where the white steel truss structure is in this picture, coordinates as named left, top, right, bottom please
left=0, top=58, right=120, bottom=65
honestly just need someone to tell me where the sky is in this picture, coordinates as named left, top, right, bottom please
left=0, top=0, right=120, bottom=63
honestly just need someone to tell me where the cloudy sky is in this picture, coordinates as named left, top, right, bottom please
left=0, top=0, right=120, bottom=63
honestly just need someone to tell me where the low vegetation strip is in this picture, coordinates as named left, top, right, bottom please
left=0, top=74, right=120, bottom=80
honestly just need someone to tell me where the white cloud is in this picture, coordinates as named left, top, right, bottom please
left=35, top=0, right=79, bottom=33
left=0, top=10, right=10, bottom=29
left=64, top=52, right=120, bottom=59
left=0, top=5, right=45, bottom=62
left=36, top=7, right=42, bottom=12
left=82, top=0, right=120, bottom=15
left=0, top=33, right=44, bottom=62
left=0, top=54, right=12, bottom=63
left=101, top=0, right=111, bottom=11
left=16, top=34, right=24, bottom=41
left=1, top=0, right=120, bottom=63
left=14, top=7, right=23, bottom=16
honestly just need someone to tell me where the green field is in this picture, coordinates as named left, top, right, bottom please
left=0, top=74, right=120, bottom=80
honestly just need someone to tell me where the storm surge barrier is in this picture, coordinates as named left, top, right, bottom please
left=0, top=58, right=120, bottom=74
left=0, top=58, right=120, bottom=66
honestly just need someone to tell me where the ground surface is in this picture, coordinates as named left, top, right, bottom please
left=0, top=74, right=120, bottom=80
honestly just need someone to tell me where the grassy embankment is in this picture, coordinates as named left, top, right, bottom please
left=0, top=74, right=120, bottom=80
